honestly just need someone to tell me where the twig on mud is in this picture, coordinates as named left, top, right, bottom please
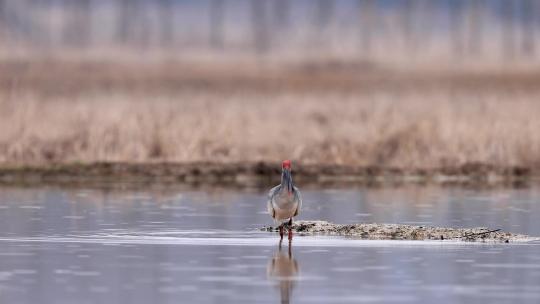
left=461, top=229, right=501, bottom=239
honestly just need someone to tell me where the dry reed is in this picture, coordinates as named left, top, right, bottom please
left=1, top=84, right=540, bottom=169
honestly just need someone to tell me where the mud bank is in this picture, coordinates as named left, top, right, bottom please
left=0, top=162, right=536, bottom=188
left=261, top=221, right=538, bottom=243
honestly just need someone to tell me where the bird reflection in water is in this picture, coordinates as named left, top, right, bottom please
left=267, top=241, right=299, bottom=304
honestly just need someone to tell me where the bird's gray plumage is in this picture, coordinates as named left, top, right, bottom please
left=267, top=167, right=302, bottom=223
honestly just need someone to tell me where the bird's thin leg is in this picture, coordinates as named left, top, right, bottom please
left=287, top=218, right=294, bottom=241
left=279, top=225, right=284, bottom=240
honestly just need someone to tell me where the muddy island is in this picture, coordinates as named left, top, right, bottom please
left=261, top=221, right=538, bottom=243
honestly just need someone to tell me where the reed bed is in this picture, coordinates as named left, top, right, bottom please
left=1, top=82, right=540, bottom=169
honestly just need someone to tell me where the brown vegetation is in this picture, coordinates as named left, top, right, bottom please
left=1, top=59, right=540, bottom=179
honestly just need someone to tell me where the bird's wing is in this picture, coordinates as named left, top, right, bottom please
left=267, top=200, right=275, bottom=218
left=267, top=185, right=281, bottom=218
left=293, top=187, right=302, bottom=216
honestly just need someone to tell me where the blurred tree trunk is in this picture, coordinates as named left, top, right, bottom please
left=63, top=0, right=92, bottom=47
left=135, top=1, right=150, bottom=48
left=0, top=0, right=4, bottom=25
left=467, top=0, right=484, bottom=56
left=209, top=0, right=225, bottom=50
left=0, top=0, right=5, bottom=43
left=117, top=0, right=149, bottom=48
left=401, top=0, right=414, bottom=48
left=159, top=0, right=175, bottom=47
left=314, top=0, right=333, bottom=30
left=0, top=0, right=5, bottom=42
left=32, top=0, right=52, bottom=48
left=502, top=0, right=516, bottom=60
left=521, top=0, right=536, bottom=56
left=273, top=0, right=290, bottom=29
left=116, top=0, right=128, bottom=44
left=117, top=0, right=132, bottom=44
left=271, top=0, right=290, bottom=49
left=402, top=0, right=423, bottom=54
left=2, top=0, right=32, bottom=42
left=449, top=0, right=464, bottom=57
left=78, top=0, right=92, bottom=47
left=251, top=0, right=269, bottom=54
left=1, top=0, right=14, bottom=40
left=312, top=0, right=334, bottom=47
left=358, top=0, right=376, bottom=56
left=418, top=0, right=434, bottom=48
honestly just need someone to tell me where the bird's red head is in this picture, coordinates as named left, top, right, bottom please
left=282, top=160, right=292, bottom=170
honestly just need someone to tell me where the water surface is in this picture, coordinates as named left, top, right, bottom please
left=0, top=184, right=539, bottom=303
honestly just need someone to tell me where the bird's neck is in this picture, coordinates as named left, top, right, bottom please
left=281, top=170, right=294, bottom=193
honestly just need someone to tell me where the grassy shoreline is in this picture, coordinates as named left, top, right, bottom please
left=2, top=60, right=540, bottom=176
left=0, top=162, right=536, bottom=188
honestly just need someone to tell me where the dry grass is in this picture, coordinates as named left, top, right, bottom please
left=1, top=60, right=540, bottom=169
left=1, top=91, right=540, bottom=169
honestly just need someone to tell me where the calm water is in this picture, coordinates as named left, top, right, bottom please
left=0, top=184, right=539, bottom=304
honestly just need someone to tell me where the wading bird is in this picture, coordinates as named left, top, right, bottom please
left=267, top=160, right=302, bottom=241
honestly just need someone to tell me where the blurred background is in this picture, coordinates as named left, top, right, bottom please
left=2, top=3, right=540, bottom=304
left=1, top=0, right=539, bottom=65
left=1, top=0, right=540, bottom=170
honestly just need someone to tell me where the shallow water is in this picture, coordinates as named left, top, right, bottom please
left=0, top=184, right=539, bottom=304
